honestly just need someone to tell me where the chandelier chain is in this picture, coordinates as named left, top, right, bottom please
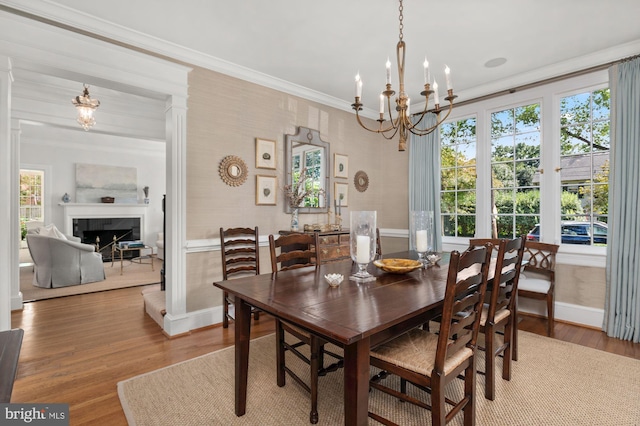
left=398, top=0, right=404, bottom=41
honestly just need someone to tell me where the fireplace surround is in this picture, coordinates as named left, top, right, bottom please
left=61, top=203, right=149, bottom=262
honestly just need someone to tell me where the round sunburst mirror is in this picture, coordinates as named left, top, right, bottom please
left=354, top=170, right=369, bottom=192
left=219, top=155, right=248, bottom=186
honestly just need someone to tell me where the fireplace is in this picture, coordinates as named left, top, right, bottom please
left=73, top=218, right=141, bottom=262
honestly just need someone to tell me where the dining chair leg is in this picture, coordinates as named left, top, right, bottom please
left=309, top=336, right=320, bottom=424
left=547, top=294, right=555, bottom=337
left=431, top=375, right=446, bottom=426
left=484, top=325, right=496, bottom=401
left=502, top=321, right=513, bottom=381
left=275, top=320, right=286, bottom=387
left=512, top=310, right=518, bottom=361
left=222, top=292, right=229, bottom=328
left=463, top=360, right=476, bottom=426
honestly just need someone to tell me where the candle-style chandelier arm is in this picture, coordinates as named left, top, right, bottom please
left=406, top=92, right=456, bottom=136
left=352, top=98, right=400, bottom=136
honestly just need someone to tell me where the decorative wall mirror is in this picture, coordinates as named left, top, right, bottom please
left=285, top=126, right=330, bottom=214
left=219, top=155, right=248, bottom=186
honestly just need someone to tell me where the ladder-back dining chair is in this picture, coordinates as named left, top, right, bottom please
left=469, top=236, right=525, bottom=400
left=219, top=227, right=261, bottom=328
left=268, top=232, right=342, bottom=424
left=368, top=245, right=492, bottom=425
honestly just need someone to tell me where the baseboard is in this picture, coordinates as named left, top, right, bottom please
left=162, top=306, right=224, bottom=336
left=518, top=299, right=604, bottom=329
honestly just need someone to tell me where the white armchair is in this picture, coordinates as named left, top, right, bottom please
left=156, top=232, right=164, bottom=260
left=26, top=225, right=105, bottom=288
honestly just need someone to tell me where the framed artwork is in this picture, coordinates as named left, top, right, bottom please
left=334, top=182, right=348, bottom=207
left=256, top=138, right=276, bottom=169
left=256, top=175, right=277, bottom=205
left=334, top=153, right=348, bottom=179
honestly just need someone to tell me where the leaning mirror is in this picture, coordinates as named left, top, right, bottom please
left=284, top=126, right=330, bottom=214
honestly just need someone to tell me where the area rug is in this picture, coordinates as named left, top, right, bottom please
left=117, top=332, right=640, bottom=425
left=20, top=256, right=162, bottom=301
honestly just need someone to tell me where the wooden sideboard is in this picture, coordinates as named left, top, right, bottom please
left=315, top=230, right=350, bottom=263
left=278, top=230, right=350, bottom=264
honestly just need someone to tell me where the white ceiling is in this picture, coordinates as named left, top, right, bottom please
left=4, top=0, right=640, bottom=116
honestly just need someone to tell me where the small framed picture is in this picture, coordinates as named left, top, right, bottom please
left=256, top=175, right=277, bottom=205
left=256, top=138, right=276, bottom=169
left=334, top=182, right=348, bottom=207
left=334, top=153, right=348, bottom=179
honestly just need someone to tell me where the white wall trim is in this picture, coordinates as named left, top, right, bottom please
left=518, top=299, right=604, bottom=329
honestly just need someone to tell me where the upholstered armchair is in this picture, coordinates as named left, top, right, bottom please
left=26, top=225, right=105, bottom=288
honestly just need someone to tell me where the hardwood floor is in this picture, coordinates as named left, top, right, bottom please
left=10, top=286, right=640, bottom=425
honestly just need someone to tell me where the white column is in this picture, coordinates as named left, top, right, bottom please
left=0, top=56, right=15, bottom=330
left=11, top=119, right=23, bottom=310
left=162, top=94, right=189, bottom=336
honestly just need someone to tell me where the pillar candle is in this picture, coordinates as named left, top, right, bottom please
left=416, top=230, right=428, bottom=252
left=356, top=235, right=370, bottom=264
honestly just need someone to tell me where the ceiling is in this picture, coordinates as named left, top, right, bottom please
left=4, top=0, right=640, bottom=117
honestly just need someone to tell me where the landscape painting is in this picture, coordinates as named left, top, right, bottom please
left=76, top=164, right=138, bottom=203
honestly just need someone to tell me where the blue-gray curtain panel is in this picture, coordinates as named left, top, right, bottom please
left=605, top=56, right=640, bottom=342
left=408, top=113, right=442, bottom=252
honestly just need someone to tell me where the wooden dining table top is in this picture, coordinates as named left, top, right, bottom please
left=215, top=251, right=452, bottom=347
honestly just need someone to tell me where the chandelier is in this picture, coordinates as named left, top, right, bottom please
left=351, top=0, right=456, bottom=151
left=71, top=84, right=100, bottom=131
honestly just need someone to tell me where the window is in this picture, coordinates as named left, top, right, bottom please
left=490, top=103, right=541, bottom=238
left=440, top=117, right=477, bottom=237
left=438, top=70, right=608, bottom=257
left=20, top=169, right=44, bottom=238
left=559, top=88, right=610, bottom=246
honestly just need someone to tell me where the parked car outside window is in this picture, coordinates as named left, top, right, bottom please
left=526, top=221, right=608, bottom=245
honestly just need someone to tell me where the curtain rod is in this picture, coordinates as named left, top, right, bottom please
left=446, top=53, right=640, bottom=110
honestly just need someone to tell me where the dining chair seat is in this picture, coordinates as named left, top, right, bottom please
left=518, top=275, right=551, bottom=293
left=480, top=306, right=511, bottom=326
left=371, top=328, right=473, bottom=377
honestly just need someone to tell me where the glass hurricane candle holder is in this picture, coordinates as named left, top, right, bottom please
left=349, top=210, right=377, bottom=282
left=410, top=210, right=434, bottom=267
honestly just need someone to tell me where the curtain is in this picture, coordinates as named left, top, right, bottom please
left=408, top=113, right=442, bottom=252
left=604, top=57, right=640, bottom=342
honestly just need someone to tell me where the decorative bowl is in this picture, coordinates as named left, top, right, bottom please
left=324, top=273, right=344, bottom=287
left=373, top=258, right=423, bottom=274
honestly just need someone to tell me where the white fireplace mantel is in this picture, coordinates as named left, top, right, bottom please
left=60, top=203, right=149, bottom=237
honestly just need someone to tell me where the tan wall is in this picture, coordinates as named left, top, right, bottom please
left=185, top=66, right=409, bottom=313
left=555, top=264, right=606, bottom=309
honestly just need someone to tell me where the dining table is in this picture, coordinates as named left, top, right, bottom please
left=214, top=250, right=464, bottom=425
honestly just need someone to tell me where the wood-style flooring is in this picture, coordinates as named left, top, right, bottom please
left=10, top=286, right=640, bottom=425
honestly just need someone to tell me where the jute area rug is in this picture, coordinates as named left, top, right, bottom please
left=118, top=331, right=640, bottom=425
left=20, top=253, right=162, bottom=301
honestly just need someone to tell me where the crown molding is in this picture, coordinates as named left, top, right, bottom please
left=4, top=1, right=640, bottom=119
